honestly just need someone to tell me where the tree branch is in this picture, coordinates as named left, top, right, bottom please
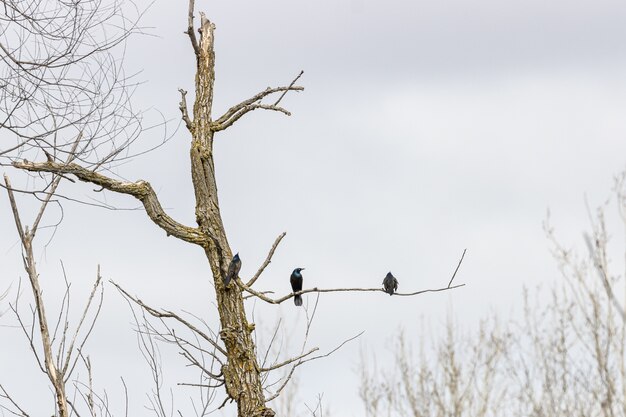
left=239, top=249, right=467, bottom=304
left=111, top=281, right=228, bottom=357
left=178, top=89, right=193, bottom=132
left=185, top=0, right=200, bottom=57
left=238, top=282, right=465, bottom=305
left=3, top=175, right=26, bottom=243
left=61, top=267, right=104, bottom=381
left=264, top=331, right=363, bottom=402
left=273, top=71, right=304, bottom=106
left=260, top=348, right=319, bottom=372
left=246, top=232, right=286, bottom=287
left=4, top=175, right=69, bottom=415
left=212, top=83, right=303, bottom=131
left=0, top=383, right=31, bottom=417
left=448, top=248, right=467, bottom=288
left=11, top=161, right=208, bottom=246
left=211, top=104, right=293, bottom=132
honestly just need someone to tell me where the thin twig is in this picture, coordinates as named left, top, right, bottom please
left=260, top=348, right=319, bottom=372
left=0, top=383, right=31, bottom=416
left=448, top=248, right=467, bottom=288
left=246, top=232, right=286, bottom=287
left=111, top=281, right=227, bottom=356
left=274, top=71, right=304, bottom=106
left=62, top=267, right=104, bottom=380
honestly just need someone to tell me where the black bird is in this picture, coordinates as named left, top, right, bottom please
left=382, top=272, right=398, bottom=295
left=224, top=253, right=241, bottom=286
left=290, top=268, right=305, bottom=306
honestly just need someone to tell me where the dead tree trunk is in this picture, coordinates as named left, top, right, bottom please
left=189, top=14, right=272, bottom=417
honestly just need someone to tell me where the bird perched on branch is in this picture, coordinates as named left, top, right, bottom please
left=382, top=272, right=398, bottom=295
left=290, top=268, right=305, bottom=306
left=224, top=253, right=241, bottom=287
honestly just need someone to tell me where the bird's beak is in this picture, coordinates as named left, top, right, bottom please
left=301, top=268, right=306, bottom=270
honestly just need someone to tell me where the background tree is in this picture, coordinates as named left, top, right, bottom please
left=358, top=173, right=626, bottom=417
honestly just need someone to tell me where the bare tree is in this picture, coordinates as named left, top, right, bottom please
left=358, top=172, right=626, bottom=417
left=2, top=172, right=110, bottom=417
left=359, top=320, right=510, bottom=417
left=1, top=1, right=465, bottom=416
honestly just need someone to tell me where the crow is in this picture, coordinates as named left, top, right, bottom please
left=224, top=253, right=241, bottom=286
left=382, top=272, right=399, bottom=295
left=290, top=267, right=305, bottom=306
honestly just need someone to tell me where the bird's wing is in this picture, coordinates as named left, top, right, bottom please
left=227, top=261, right=237, bottom=278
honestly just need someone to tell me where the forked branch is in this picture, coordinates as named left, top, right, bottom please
left=212, top=72, right=304, bottom=132
left=212, top=104, right=292, bottom=132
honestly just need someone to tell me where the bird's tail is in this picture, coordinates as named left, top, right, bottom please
left=294, top=294, right=303, bottom=306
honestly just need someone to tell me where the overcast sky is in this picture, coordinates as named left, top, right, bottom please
left=2, top=0, right=626, bottom=415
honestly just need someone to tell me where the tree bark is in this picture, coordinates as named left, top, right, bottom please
left=190, top=14, right=274, bottom=417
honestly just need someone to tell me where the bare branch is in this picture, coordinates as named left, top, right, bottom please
left=239, top=249, right=467, bottom=304
left=178, top=89, right=194, bottom=132
left=260, top=348, right=319, bottom=372
left=264, top=366, right=297, bottom=403
left=31, top=134, right=81, bottom=239
left=246, top=232, right=286, bottom=287
left=12, top=161, right=208, bottom=246
left=448, top=248, right=467, bottom=288
left=0, top=383, right=30, bottom=417
left=212, top=84, right=304, bottom=130
left=211, top=104, right=293, bottom=132
left=185, top=0, right=200, bottom=56
left=3, top=175, right=26, bottom=242
left=4, top=175, right=69, bottom=415
left=273, top=71, right=304, bottom=106
left=300, top=331, right=364, bottom=366
left=237, top=279, right=465, bottom=305
left=264, top=331, right=363, bottom=403
left=62, top=267, right=104, bottom=380
left=81, top=355, right=96, bottom=417
left=111, top=281, right=227, bottom=357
